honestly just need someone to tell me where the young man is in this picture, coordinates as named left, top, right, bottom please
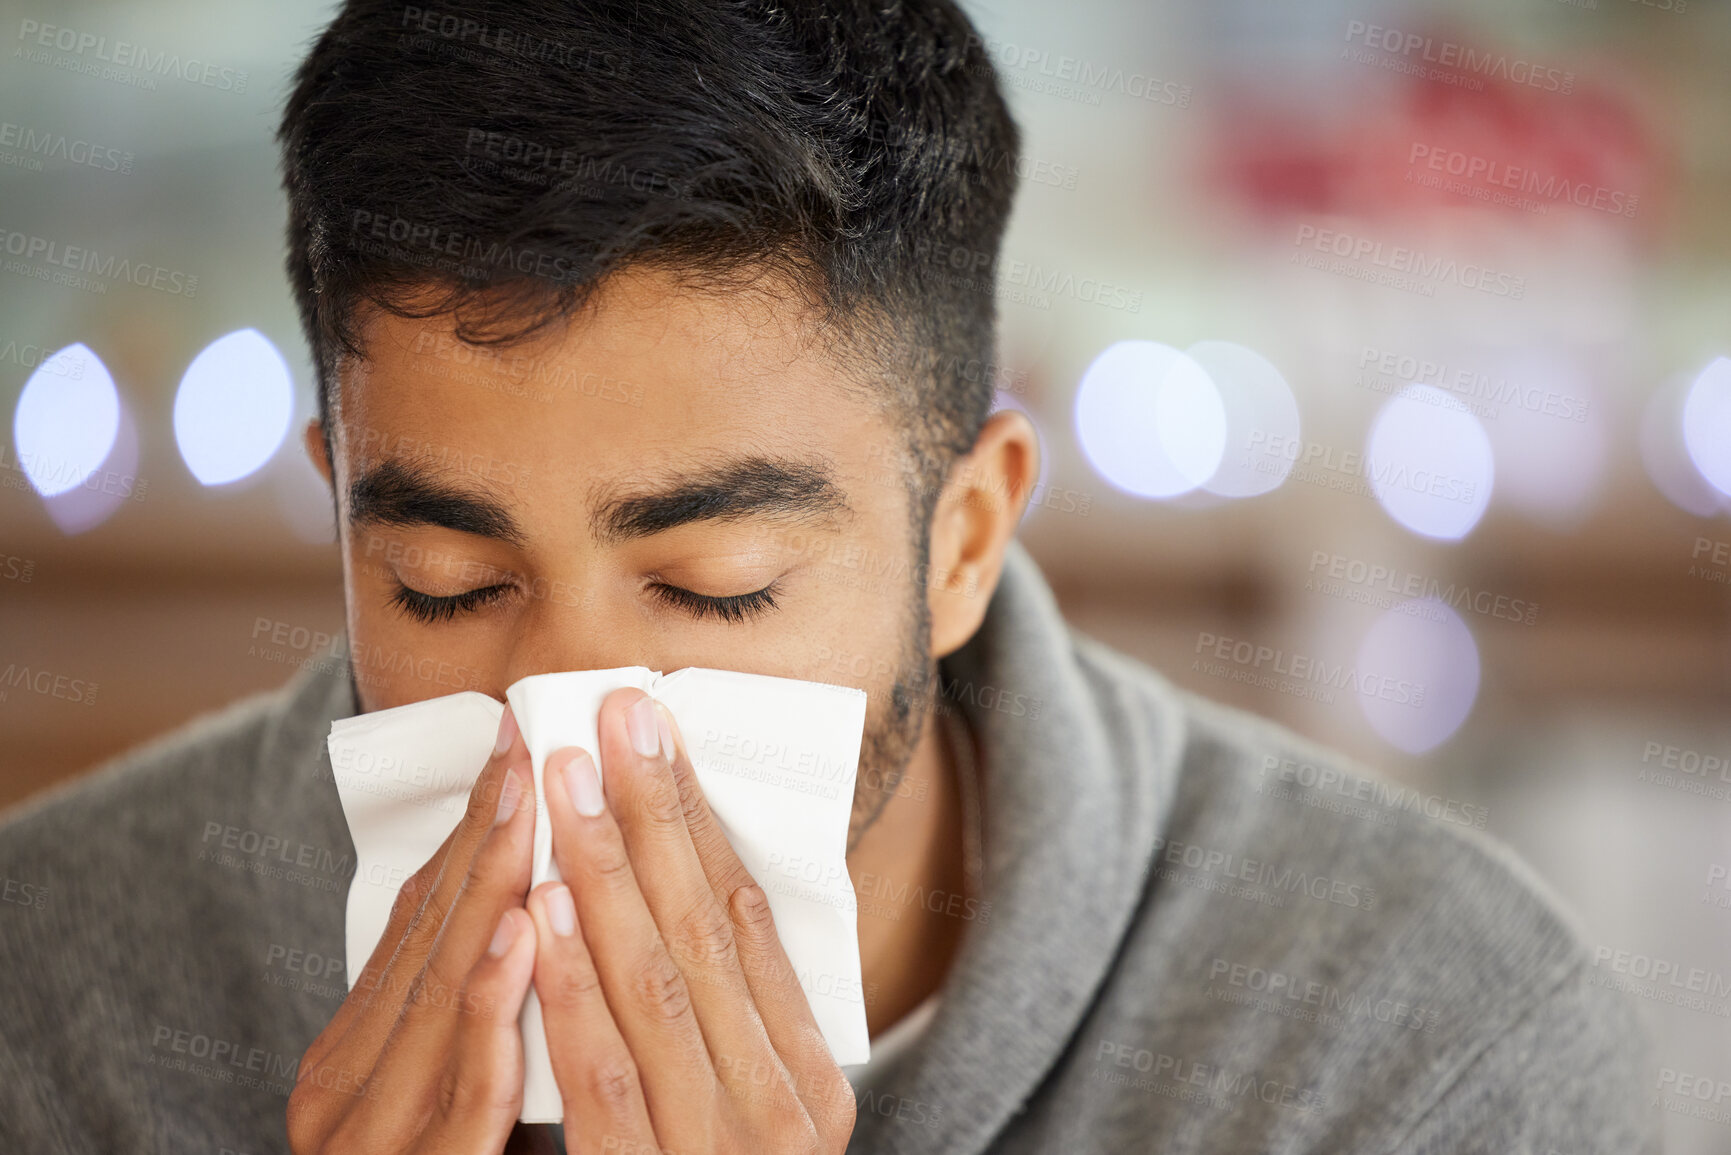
left=0, top=1, right=1658, bottom=1152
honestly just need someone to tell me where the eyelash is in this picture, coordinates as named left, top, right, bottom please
left=387, top=579, right=783, bottom=624
left=388, top=581, right=513, bottom=624
left=647, top=579, right=782, bottom=623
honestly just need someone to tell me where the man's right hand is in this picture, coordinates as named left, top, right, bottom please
left=288, top=704, right=540, bottom=1153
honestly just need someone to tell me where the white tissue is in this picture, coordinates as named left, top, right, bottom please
left=326, top=665, right=870, bottom=1123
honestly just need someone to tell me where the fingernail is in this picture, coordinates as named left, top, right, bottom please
left=627, top=696, right=661, bottom=759
left=493, top=767, right=522, bottom=826
left=563, top=749, right=604, bottom=817
left=546, top=885, right=576, bottom=937
left=655, top=702, right=675, bottom=762
left=494, top=704, right=519, bottom=755
left=487, top=910, right=518, bottom=958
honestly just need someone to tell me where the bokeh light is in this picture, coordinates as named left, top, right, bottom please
left=173, top=328, right=294, bottom=487
left=1641, top=369, right=1728, bottom=517
left=1356, top=598, right=1481, bottom=755
left=1187, top=339, right=1300, bottom=499
left=43, top=404, right=140, bottom=536
left=1365, top=385, right=1494, bottom=540
left=12, top=343, right=119, bottom=499
left=1075, top=340, right=1225, bottom=499
left=1681, top=356, right=1731, bottom=499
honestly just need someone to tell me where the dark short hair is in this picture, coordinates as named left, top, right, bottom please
left=277, top=0, right=1021, bottom=521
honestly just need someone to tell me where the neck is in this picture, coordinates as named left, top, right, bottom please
left=846, top=705, right=972, bottom=1037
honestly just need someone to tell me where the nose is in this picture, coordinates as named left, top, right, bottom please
left=500, top=580, right=658, bottom=683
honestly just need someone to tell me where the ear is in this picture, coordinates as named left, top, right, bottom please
left=926, top=409, right=1041, bottom=659
left=304, top=419, right=333, bottom=487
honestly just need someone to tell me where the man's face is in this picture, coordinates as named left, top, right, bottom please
left=319, top=267, right=940, bottom=836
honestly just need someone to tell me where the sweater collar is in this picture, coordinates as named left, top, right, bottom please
left=845, top=539, right=1182, bottom=1155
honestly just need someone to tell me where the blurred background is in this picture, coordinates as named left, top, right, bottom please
left=2, top=0, right=1729, bottom=1147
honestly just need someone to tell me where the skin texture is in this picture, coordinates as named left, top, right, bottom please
left=294, top=265, right=1038, bottom=1151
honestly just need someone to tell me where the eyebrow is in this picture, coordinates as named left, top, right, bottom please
left=348, top=459, right=527, bottom=546
left=589, top=455, right=853, bottom=545
left=346, top=454, right=852, bottom=547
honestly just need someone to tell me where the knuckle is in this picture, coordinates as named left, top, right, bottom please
left=631, top=948, right=693, bottom=1024
left=586, top=835, right=637, bottom=890
left=466, top=769, right=505, bottom=824
left=409, top=954, right=464, bottom=1015
left=729, top=882, right=776, bottom=942
left=585, top=1053, right=642, bottom=1117
left=389, top=866, right=433, bottom=923
left=438, top=1055, right=516, bottom=1118
left=636, top=772, right=686, bottom=835
left=543, top=955, right=605, bottom=1014
left=671, top=896, right=739, bottom=973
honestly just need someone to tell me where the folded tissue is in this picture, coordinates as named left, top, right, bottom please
left=326, top=665, right=870, bottom=1123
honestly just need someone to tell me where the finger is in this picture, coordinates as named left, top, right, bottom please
left=525, top=880, right=658, bottom=1153
left=364, top=754, right=537, bottom=1122
left=409, top=908, right=539, bottom=1150
left=298, top=704, right=530, bottom=1133
left=345, top=705, right=530, bottom=1064
left=655, top=703, right=841, bottom=1100
left=542, top=740, right=720, bottom=1125
left=593, top=692, right=783, bottom=1082
left=298, top=820, right=459, bottom=1078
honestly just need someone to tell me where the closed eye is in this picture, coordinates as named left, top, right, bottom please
left=647, top=579, right=782, bottom=623
left=388, top=581, right=513, bottom=624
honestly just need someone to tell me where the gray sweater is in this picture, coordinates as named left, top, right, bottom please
left=0, top=541, right=1660, bottom=1153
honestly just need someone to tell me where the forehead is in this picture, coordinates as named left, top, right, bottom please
left=333, top=267, right=887, bottom=477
